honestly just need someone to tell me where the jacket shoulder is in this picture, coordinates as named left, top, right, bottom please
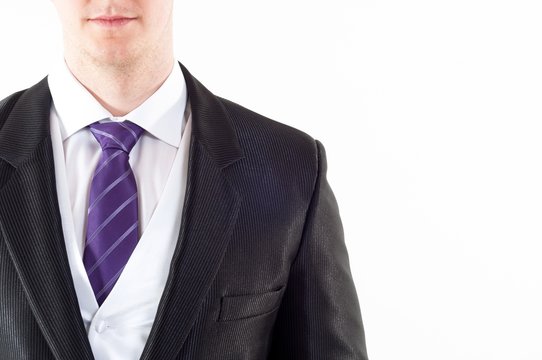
left=216, top=96, right=320, bottom=204
left=217, top=96, right=318, bottom=160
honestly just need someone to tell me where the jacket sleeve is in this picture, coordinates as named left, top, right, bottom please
left=269, top=140, right=369, bottom=359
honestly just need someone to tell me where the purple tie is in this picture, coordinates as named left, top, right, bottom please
left=83, top=120, right=144, bottom=306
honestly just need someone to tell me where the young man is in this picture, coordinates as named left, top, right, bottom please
left=0, top=0, right=368, bottom=359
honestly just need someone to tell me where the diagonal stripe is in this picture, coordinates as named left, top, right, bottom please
left=86, top=222, right=138, bottom=275
left=118, top=121, right=139, bottom=141
left=88, top=169, right=132, bottom=214
left=95, top=265, right=125, bottom=300
left=90, top=127, right=128, bottom=152
left=93, top=150, right=123, bottom=177
left=86, top=193, right=138, bottom=246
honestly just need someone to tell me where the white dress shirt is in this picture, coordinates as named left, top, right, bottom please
left=47, top=58, right=192, bottom=360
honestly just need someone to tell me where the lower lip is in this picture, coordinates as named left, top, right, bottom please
left=89, top=18, right=135, bottom=27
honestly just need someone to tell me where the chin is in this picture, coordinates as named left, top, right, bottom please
left=88, top=45, right=141, bottom=69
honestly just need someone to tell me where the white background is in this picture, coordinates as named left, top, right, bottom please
left=1, top=1, right=542, bottom=359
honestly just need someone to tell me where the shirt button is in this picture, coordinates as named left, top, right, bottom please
left=95, top=320, right=108, bottom=333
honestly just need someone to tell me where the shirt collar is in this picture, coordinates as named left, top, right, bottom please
left=47, top=57, right=188, bottom=148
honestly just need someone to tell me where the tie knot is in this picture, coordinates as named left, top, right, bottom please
left=90, top=120, right=144, bottom=153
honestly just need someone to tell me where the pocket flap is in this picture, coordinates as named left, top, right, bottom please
left=218, top=286, right=285, bottom=322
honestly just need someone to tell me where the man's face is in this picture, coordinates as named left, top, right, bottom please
left=51, top=0, right=174, bottom=67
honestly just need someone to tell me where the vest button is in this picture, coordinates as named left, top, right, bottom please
left=95, top=320, right=108, bottom=333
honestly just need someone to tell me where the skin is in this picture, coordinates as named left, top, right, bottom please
left=50, top=0, right=175, bottom=116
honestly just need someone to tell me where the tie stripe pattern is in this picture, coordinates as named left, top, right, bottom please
left=83, top=120, right=144, bottom=306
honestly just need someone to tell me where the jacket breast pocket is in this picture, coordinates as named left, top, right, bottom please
left=217, top=286, right=285, bottom=322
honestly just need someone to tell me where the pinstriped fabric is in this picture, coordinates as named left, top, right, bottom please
left=0, top=137, right=94, bottom=360
left=0, top=160, right=14, bottom=189
left=0, top=64, right=367, bottom=360
left=268, top=141, right=366, bottom=359
left=84, top=121, right=144, bottom=306
left=0, top=79, right=50, bottom=168
left=0, top=90, right=24, bottom=137
left=0, top=237, right=54, bottom=360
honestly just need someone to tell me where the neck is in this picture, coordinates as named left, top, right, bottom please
left=63, top=49, right=175, bottom=117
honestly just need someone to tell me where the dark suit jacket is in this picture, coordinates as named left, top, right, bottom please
left=0, top=62, right=368, bottom=359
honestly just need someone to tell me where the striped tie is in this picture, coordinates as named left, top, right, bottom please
left=83, top=120, right=144, bottom=306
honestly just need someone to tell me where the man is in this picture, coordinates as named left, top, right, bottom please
left=0, top=0, right=368, bottom=359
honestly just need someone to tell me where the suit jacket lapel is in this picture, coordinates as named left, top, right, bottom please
left=139, top=63, right=244, bottom=359
left=0, top=78, right=94, bottom=359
